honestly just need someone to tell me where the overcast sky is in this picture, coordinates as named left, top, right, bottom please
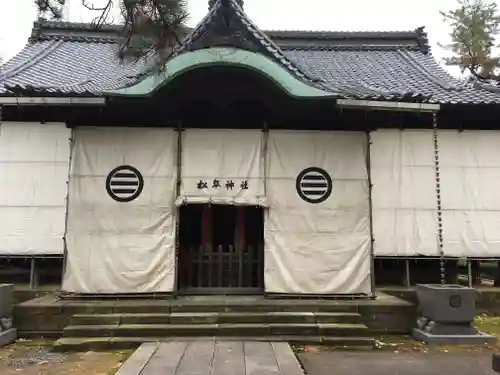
left=0, top=0, right=466, bottom=75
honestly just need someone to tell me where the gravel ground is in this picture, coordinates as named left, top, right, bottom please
left=298, top=351, right=498, bottom=375
left=0, top=340, right=132, bottom=375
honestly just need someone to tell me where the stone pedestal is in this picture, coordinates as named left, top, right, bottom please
left=0, top=284, right=13, bottom=318
left=492, top=353, right=500, bottom=373
left=412, top=284, right=497, bottom=344
left=0, top=329, right=17, bottom=347
left=0, top=284, right=17, bottom=347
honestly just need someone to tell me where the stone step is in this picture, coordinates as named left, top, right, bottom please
left=69, top=312, right=362, bottom=326
left=169, top=302, right=358, bottom=313
left=53, top=336, right=375, bottom=352
left=63, top=322, right=369, bottom=338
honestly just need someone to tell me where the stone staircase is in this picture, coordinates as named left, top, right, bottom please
left=54, top=308, right=375, bottom=351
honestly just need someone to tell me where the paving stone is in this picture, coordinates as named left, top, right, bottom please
left=111, top=341, right=305, bottom=375
left=271, top=342, right=304, bottom=375
left=141, top=342, right=187, bottom=375
left=115, top=342, right=158, bottom=375
left=244, top=341, right=282, bottom=374
left=176, top=341, right=215, bottom=375
left=212, top=341, right=246, bottom=375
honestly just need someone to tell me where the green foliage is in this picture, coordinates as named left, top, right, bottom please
left=35, top=0, right=66, bottom=19
left=34, top=0, right=189, bottom=66
left=441, top=0, right=500, bottom=82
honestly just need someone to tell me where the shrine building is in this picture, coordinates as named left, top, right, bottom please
left=1, top=0, right=500, bottom=296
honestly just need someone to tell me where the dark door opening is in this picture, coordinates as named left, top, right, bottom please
left=177, top=204, right=264, bottom=294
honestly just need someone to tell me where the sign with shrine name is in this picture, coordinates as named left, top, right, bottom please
left=196, top=179, right=249, bottom=190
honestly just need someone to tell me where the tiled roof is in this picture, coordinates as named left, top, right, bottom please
left=171, top=0, right=323, bottom=86
left=1, top=10, right=500, bottom=103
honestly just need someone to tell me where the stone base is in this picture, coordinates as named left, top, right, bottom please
left=492, top=353, right=500, bottom=373
left=412, top=328, right=497, bottom=345
left=0, top=328, right=17, bottom=347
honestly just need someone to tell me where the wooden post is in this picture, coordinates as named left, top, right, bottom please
left=262, top=121, right=269, bottom=297
left=173, top=122, right=183, bottom=297
left=405, top=258, right=411, bottom=288
left=495, top=261, right=500, bottom=287
left=29, top=258, right=39, bottom=289
left=262, top=121, right=269, bottom=198
left=471, top=260, right=480, bottom=286
left=467, top=259, right=473, bottom=288
left=61, top=127, right=75, bottom=288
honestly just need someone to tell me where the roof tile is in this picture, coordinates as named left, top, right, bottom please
left=1, top=18, right=499, bottom=104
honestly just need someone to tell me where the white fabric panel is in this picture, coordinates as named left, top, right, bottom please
left=63, top=127, right=177, bottom=294
left=0, top=122, right=70, bottom=255
left=178, top=129, right=265, bottom=205
left=265, top=130, right=371, bottom=295
left=439, top=131, right=500, bottom=257
left=371, top=129, right=438, bottom=256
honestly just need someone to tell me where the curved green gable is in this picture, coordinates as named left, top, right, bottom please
left=105, top=47, right=339, bottom=98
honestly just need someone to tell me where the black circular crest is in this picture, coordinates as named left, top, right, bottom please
left=449, top=294, right=462, bottom=308
left=105, top=165, right=144, bottom=203
left=296, top=167, right=333, bottom=204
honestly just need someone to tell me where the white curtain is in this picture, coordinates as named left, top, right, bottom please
left=0, top=122, right=70, bottom=255
left=440, top=130, right=500, bottom=257
left=264, top=130, right=371, bottom=295
left=62, top=127, right=177, bottom=294
left=177, top=129, right=266, bottom=206
left=371, top=129, right=438, bottom=256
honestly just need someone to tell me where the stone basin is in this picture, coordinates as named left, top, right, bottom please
left=416, top=284, right=476, bottom=323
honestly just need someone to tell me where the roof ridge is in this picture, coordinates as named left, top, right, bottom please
left=168, top=0, right=323, bottom=85
left=230, top=0, right=321, bottom=83
left=31, top=20, right=123, bottom=34
left=29, top=20, right=123, bottom=43
left=396, top=50, right=464, bottom=91
left=473, top=80, right=500, bottom=93
left=33, top=20, right=425, bottom=36
left=0, top=40, right=64, bottom=81
left=28, top=20, right=430, bottom=53
left=268, top=29, right=421, bottom=38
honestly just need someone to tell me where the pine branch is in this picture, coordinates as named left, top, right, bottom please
left=441, top=0, right=500, bottom=83
left=83, top=0, right=114, bottom=27
left=34, top=0, right=189, bottom=68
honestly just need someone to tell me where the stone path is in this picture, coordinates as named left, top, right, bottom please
left=298, top=351, right=498, bottom=375
left=116, top=341, right=304, bottom=375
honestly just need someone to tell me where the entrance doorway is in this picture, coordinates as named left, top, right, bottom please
left=177, top=204, right=265, bottom=294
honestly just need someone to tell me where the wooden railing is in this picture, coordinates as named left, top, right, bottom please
left=178, top=243, right=264, bottom=293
